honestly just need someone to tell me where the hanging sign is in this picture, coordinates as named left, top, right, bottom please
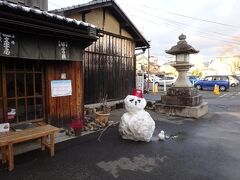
left=0, top=32, right=18, bottom=57
left=51, top=80, right=72, bottom=97
left=0, top=31, right=83, bottom=61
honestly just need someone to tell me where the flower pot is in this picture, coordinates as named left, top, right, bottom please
left=95, top=111, right=110, bottom=125
left=74, top=128, right=82, bottom=136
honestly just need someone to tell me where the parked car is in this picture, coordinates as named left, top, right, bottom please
left=236, top=75, right=240, bottom=81
left=194, top=75, right=229, bottom=91
left=188, top=75, right=199, bottom=84
left=158, top=76, right=177, bottom=86
left=145, top=74, right=162, bottom=85
left=229, top=76, right=239, bottom=87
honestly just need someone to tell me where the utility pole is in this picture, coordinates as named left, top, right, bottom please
left=147, top=41, right=151, bottom=92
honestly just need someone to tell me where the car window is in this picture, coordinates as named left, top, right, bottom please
left=213, top=76, right=221, bottom=80
left=205, top=77, right=212, bottom=81
left=220, top=76, right=228, bottom=81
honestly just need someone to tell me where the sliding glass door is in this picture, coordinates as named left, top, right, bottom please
left=0, top=60, right=45, bottom=124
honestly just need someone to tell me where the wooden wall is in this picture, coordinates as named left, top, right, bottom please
left=66, top=8, right=136, bottom=104
left=84, top=32, right=135, bottom=104
left=45, top=61, right=84, bottom=127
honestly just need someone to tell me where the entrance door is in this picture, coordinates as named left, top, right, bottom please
left=0, top=60, right=45, bottom=124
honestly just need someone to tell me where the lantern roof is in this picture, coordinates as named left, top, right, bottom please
left=165, top=34, right=199, bottom=55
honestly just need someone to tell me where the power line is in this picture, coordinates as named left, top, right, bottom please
left=126, top=10, right=240, bottom=45
left=120, top=1, right=239, bottom=40
left=119, top=0, right=240, bottom=29
left=120, top=3, right=240, bottom=45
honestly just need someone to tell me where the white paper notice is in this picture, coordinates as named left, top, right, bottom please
left=51, top=80, right=72, bottom=97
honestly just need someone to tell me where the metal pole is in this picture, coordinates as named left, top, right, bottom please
left=164, top=80, right=167, bottom=93
left=147, top=41, right=151, bottom=92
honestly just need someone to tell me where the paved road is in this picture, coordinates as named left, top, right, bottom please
left=1, top=86, right=240, bottom=180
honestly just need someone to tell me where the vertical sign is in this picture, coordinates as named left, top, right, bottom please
left=0, top=32, right=17, bottom=57
left=136, top=75, right=144, bottom=92
left=51, top=80, right=72, bottom=97
left=57, top=40, right=69, bottom=60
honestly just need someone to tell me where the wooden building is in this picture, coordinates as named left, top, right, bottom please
left=0, top=1, right=98, bottom=127
left=51, top=0, right=149, bottom=104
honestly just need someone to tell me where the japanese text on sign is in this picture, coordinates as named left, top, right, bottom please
left=51, top=80, right=72, bottom=97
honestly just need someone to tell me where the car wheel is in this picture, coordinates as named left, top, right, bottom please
left=219, top=86, right=226, bottom=91
left=231, top=83, right=236, bottom=87
left=196, top=84, right=202, bottom=90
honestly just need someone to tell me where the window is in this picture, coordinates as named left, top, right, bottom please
left=1, top=60, right=44, bottom=123
left=220, top=76, right=228, bottom=81
left=205, top=77, right=212, bottom=81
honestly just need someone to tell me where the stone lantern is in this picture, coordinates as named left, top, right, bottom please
left=155, top=34, right=208, bottom=118
left=166, top=34, right=198, bottom=88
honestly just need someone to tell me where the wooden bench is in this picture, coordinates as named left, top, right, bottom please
left=0, top=124, right=60, bottom=171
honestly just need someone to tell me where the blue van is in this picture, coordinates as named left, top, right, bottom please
left=194, top=75, right=229, bottom=91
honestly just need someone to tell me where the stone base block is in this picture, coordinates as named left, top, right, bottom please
left=155, top=102, right=208, bottom=119
left=167, top=87, right=198, bottom=96
left=161, top=94, right=202, bottom=106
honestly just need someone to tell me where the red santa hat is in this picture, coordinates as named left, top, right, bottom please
left=132, top=89, right=143, bottom=98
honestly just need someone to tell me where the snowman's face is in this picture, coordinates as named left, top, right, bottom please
left=124, top=95, right=146, bottom=112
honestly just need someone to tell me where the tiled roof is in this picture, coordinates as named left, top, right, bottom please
left=52, top=0, right=112, bottom=13
left=0, top=0, right=97, bottom=28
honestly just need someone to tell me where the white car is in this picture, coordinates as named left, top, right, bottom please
left=146, top=74, right=162, bottom=85
left=229, top=76, right=239, bottom=87
left=158, top=76, right=177, bottom=86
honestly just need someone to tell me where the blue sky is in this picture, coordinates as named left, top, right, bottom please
left=49, top=0, right=240, bottom=63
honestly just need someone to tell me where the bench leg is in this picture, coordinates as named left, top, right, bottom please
left=1, top=146, right=7, bottom=164
left=50, top=134, right=55, bottom=157
left=41, top=136, right=46, bottom=151
left=8, top=143, right=14, bottom=171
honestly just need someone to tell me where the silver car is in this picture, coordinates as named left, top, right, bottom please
left=158, top=76, right=176, bottom=86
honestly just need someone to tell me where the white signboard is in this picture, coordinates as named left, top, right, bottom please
left=51, top=80, right=72, bottom=97
left=0, top=123, right=10, bottom=133
left=136, top=75, right=144, bottom=92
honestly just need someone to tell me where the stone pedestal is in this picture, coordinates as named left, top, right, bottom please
left=161, top=87, right=202, bottom=106
left=156, top=87, right=208, bottom=118
left=155, top=102, right=208, bottom=119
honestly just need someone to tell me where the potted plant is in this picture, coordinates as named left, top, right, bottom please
left=95, top=94, right=111, bottom=125
left=69, top=116, right=84, bottom=136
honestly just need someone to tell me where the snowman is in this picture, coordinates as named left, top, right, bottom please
left=119, top=89, right=155, bottom=142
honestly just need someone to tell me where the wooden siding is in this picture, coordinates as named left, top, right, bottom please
left=65, top=7, right=137, bottom=104
left=45, top=61, right=84, bottom=127
left=84, top=32, right=135, bottom=104
left=0, top=60, right=84, bottom=126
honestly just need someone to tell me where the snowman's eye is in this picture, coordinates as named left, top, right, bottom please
left=138, top=100, right=141, bottom=103
left=129, top=99, right=134, bottom=103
